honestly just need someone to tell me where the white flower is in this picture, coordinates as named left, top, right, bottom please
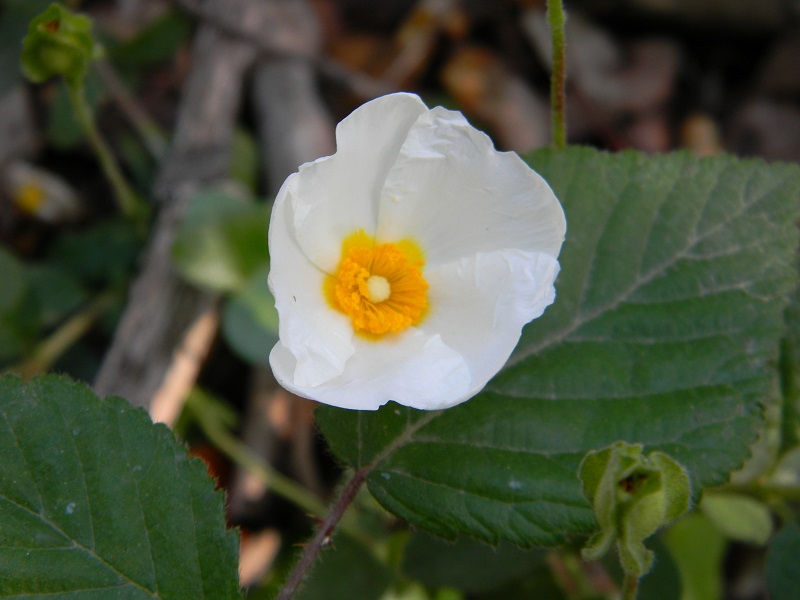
left=268, top=93, right=566, bottom=411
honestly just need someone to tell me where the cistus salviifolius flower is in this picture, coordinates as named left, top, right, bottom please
left=268, top=93, right=566, bottom=410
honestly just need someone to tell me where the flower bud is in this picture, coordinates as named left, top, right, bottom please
left=21, top=4, right=96, bottom=85
left=579, top=442, right=691, bottom=576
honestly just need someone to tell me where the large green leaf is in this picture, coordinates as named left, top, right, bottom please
left=316, top=148, right=800, bottom=546
left=0, top=374, right=241, bottom=598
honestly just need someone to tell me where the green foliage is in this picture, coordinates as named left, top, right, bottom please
left=0, top=0, right=52, bottom=93
left=0, top=248, right=40, bottom=362
left=172, top=191, right=270, bottom=293
left=49, top=218, right=142, bottom=287
left=222, top=266, right=278, bottom=367
left=48, top=68, right=105, bottom=148
left=781, top=289, right=800, bottom=450
left=171, top=190, right=277, bottom=366
left=316, top=148, right=800, bottom=548
left=579, top=442, right=690, bottom=575
left=0, top=374, right=241, bottom=598
left=298, top=534, right=393, bottom=600
left=700, top=491, right=773, bottom=545
left=662, top=513, right=726, bottom=600
left=105, top=11, right=191, bottom=68
left=402, top=532, right=544, bottom=594
left=26, top=263, right=88, bottom=327
left=766, top=523, right=800, bottom=599
left=20, top=3, right=97, bottom=86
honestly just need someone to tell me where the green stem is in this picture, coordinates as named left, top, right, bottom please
left=66, top=81, right=145, bottom=221
left=94, top=59, right=168, bottom=160
left=622, top=572, right=639, bottom=600
left=546, top=0, right=567, bottom=148
left=186, top=393, right=327, bottom=520
left=9, top=291, right=116, bottom=378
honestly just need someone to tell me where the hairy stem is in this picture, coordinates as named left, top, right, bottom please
left=66, top=82, right=145, bottom=220
left=622, top=572, right=640, bottom=600
left=547, top=0, right=567, bottom=148
left=277, top=467, right=369, bottom=600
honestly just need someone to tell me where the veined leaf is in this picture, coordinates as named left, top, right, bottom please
left=0, top=374, right=241, bottom=598
left=317, top=148, right=800, bottom=546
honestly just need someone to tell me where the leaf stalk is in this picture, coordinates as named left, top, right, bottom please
left=276, top=467, right=369, bottom=600
left=66, top=81, right=146, bottom=222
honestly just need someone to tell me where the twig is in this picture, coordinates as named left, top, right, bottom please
left=172, top=0, right=394, bottom=99
left=546, top=0, right=567, bottom=148
left=149, top=308, right=219, bottom=426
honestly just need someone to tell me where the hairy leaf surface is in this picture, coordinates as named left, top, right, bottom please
left=317, top=148, right=800, bottom=546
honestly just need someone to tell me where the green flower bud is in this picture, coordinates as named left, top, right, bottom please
left=579, top=442, right=691, bottom=577
left=20, top=4, right=96, bottom=85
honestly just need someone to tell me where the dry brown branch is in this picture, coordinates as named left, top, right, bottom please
left=173, top=0, right=395, bottom=99
left=94, top=0, right=269, bottom=410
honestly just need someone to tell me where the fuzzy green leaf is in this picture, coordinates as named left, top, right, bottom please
left=0, top=374, right=241, bottom=598
left=317, top=148, right=800, bottom=546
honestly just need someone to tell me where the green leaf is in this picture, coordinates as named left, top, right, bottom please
left=316, top=148, right=800, bottom=546
left=700, top=491, right=773, bottom=545
left=0, top=248, right=41, bottom=362
left=402, top=532, right=543, bottom=594
left=26, top=263, right=87, bottom=327
left=663, top=512, right=725, bottom=600
left=49, top=218, right=142, bottom=286
left=766, top=522, right=800, bottom=599
left=0, top=374, right=241, bottom=598
left=780, top=288, right=800, bottom=449
left=222, top=265, right=278, bottom=366
left=172, top=191, right=270, bottom=292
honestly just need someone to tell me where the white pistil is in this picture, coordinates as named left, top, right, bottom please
left=366, top=275, right=391, bottom=303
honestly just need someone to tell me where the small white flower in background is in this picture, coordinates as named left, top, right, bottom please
left=5, top=161, right=82, bottom=223
left=268, top=93, right=566, bottom=411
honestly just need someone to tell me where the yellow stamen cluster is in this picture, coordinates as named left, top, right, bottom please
left=327, top=232, right=428, bottom=337
left=15, top=183, right=45, bottom=215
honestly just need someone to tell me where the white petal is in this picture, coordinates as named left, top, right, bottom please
left=290, top=93, right=428, bottom=273
left=376, top=106, right=566, bottom=265
left=271, top=330, right=472, bottom=411
left=421, top=250, right=560, bottom=395
left=268, top=177, right=355, bottom=387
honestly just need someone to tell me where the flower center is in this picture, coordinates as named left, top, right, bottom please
left=326, top=231, right=428, bottom=337
left=366, top=275, right=391, bottom=303
left=15, top=183, right=45, bottom=215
